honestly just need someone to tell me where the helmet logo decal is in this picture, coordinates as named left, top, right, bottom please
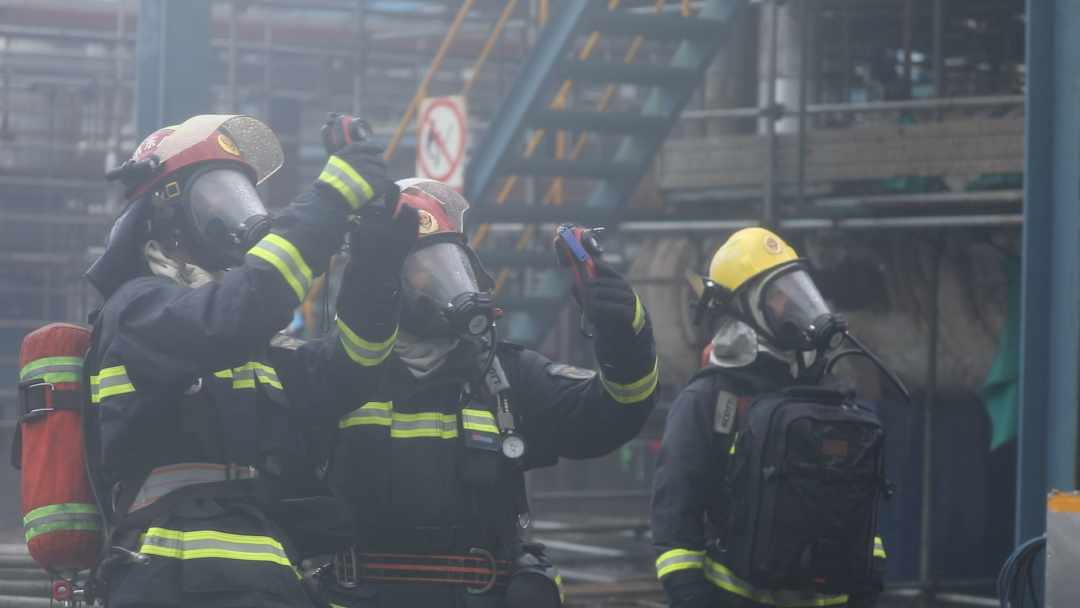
left=763, top=235, right=783, bottom=255
left=417, top=209, right=439, bottom=234
left=217, top=134, right=240, bottom=156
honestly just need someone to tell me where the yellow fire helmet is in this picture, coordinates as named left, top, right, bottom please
left=708, top=227, right=800, bottom=293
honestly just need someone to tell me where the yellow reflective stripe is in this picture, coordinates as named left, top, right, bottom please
left=461, top=408, right=499, bottom=434
left=703, top=557, right=847, bottom=607
left=338, top=402, right=458, bottom=438
left=339, top=402, right=393, bottom=428
left=318, top=156, right=375, bottom=210
left=730, top=431, right=738, bottom=454
left=90, top=365, right=135, bottom=403
left=631, top=295, right=645, bottom=336
left=655, top=549, right=704, bottom=579
left=390, top=411, right=458, bottom=438
left=555, top=572, right=565, bottom=603
left=873, top=537, right=886, bottom=559
left=337, top=319, right=396, bottom=367
left=248, top=234, right=313, bottom=303
left=23, top=503, right=102, bottom=542
left=599, top=358, right=659, bottom=404
left=139, top=527, right=292, bottom=567
left=212, top=363, right=281, bottom=390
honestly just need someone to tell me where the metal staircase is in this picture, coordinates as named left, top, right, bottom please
left=465, top=0, right=748, bottom=347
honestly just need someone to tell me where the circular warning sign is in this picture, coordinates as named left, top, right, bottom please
left=416, top=96, right=467, bottom=187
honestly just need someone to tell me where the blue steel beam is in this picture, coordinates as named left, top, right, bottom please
left=136, top=0, right=212, bottom=140
left=463, top=0, right=590, bottom=205
left=1016, top=0, right=1080, bottom=544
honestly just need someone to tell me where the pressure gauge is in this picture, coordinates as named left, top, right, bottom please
left=501, top=433, right=527, bottom=461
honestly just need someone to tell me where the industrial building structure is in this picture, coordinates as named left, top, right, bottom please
left=0, top=0, right=1071, bottom=606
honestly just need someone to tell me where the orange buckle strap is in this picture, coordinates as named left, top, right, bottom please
left=333, top=549, right=510, bottom=593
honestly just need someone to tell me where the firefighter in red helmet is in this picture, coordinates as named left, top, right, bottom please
left=315, top=178, right=660, bottom=608
left=83, top=115, right=418, bottom=608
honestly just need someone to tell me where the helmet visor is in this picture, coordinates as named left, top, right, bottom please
left=188, top=167, right=270, bottom=262
left=761, top=269, right=833, bottom=350
left=154, top=115, right=283, bottom=184
left=403, top=242, right=483, bottom=314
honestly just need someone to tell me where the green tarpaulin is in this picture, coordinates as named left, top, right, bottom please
left=981, top=256, right=1021, bottom=451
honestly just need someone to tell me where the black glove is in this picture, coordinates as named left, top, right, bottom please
left=664, top=579, right=715, bottom=608
left=346, top=203, right=420, bottom=278
left=314, top=141, right=397, bottom=212
left=571, top=258, right=646, bottom=344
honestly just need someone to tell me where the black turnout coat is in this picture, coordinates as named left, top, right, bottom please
left=88, top=191, right=401, bottom=608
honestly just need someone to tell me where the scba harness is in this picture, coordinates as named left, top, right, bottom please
left=329, top=344, right=564, bottom=607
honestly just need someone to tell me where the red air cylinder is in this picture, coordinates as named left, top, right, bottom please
left=15, top=323, right=102, bottom=574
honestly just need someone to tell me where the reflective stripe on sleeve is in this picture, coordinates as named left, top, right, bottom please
left=139, top=527, right=292, bottom=567
left=631, top=295, right=645, bottom=336
left=703, top=557, right=847, bottom=607
left=337, top=319, right=396, bottom=367
left=874, top=537, right=886, bottom=559
left=555, top=572, right=565, bottom=603
left=90, top=365, right=134, bottom=403
left=318, top=156, right=375, bottom=210
left=655, top=549, right=704, bottom=579
left=213, top=362, right=281, bottom=390
left=599, top=358, right=659, bottom=404
left=23, top=503, right=101, bottom=542
left=247, top=233, right=313, bottom=303
left=339, top=402, right=458, bottom=438
left=20, top=356, right=84, bottom=384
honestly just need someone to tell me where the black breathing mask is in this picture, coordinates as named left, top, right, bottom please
left=158, top=163, right=271, bottom=271
left=402, top=238, right=494, bottom=341
left=755, top=266, right=848, bottom=352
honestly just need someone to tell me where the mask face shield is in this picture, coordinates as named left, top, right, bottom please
left=402, top=239, right=493, bottom=340
left=185, top=166, right=270, bottom=269
left=758, top=268, right=847, bottom=351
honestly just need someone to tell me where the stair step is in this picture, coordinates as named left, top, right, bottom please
left=500, top=158, right=638, bottom=180
left=525, top=110, right=669, bottom=135
left=578, top=9, right=720, bottom=41
left=552, top=60, right=699, bottom=88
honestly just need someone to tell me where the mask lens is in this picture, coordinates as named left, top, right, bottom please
left=403, top=242, right=483, bottom=310
left=188, top=167, right=269, bottom=264
left=762, top=269, right=833, bottom=350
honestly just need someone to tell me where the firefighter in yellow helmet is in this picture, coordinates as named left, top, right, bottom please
left=650, top=228, right=887, bottom=608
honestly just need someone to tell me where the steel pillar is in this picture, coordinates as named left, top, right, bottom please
left=1016, top=0, right=1080, bottom=544
left=136, top=0, right=212, bottom=140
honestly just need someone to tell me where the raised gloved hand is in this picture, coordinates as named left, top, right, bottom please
left=571, top=258, right=647, bottom=344
left=346, top=203, right=420, bottom=280
left=314, top=141, right=397, bottom=212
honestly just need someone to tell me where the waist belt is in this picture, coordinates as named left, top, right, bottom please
left=128, top=462, right=259, bottom=514
left=334, top=549, right=510, bottom=591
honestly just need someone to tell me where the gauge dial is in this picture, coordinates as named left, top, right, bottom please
left=501, top=433, right=527, bottom=460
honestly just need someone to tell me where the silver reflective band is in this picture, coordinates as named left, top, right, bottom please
left=655, top=549, right=705, bottom=578
left=140, top=527, right=292, bottom=567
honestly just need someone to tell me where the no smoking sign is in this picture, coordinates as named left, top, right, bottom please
left=416, top=95, right=467, bottom=190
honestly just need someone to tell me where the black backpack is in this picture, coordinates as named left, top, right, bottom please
left=721, top=374, right=893, bottom=595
